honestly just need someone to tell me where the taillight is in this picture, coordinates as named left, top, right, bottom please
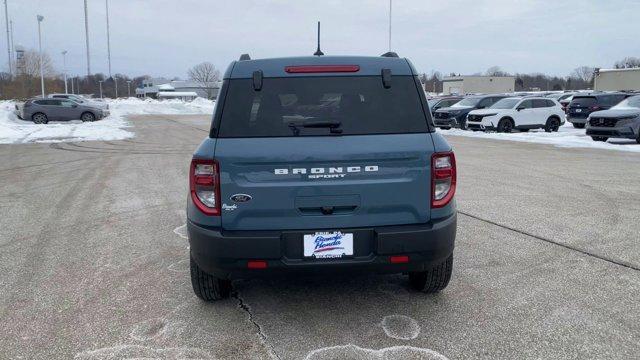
left=431, top=152, right=456, bottom=208
left=190, top=159, right=220, bottom=216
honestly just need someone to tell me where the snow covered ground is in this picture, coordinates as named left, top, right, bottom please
left=0, top=97, right=215, bottom=144
left=440, top=122, right=640, bottom=153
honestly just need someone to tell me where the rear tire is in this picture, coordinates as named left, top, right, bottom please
left=497, top=118, right=514, bottom=133
left=519, top=129, right=529, bottom=132
left=545, top=117, right=560, bottom=132
left=31, top=112, right=48, bottom=124
left=81, top=112, right=96, bottom=122
left=637, top=131, right=640, bottom=144
left=190, top=255, right=232, bottom=301
left=409, top=255, right=453, bottom=293
left=591, top=136, right=607, bottom=142
left=572, top=123, right=585, bottom=129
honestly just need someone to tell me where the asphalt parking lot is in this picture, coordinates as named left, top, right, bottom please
left=1, top=114, right=639, bottom=360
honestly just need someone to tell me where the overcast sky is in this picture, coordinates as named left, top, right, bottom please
left=9, top=0, right=640, bottom=79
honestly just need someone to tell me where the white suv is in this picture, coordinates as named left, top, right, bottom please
left=466, top=97, right=565, bottom=133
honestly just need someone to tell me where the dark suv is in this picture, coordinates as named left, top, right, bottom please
left=567, top=93, right=629, bottom=128
left=433, top=94, right=509, bottom=129
left=427, top=96, right=463, bottom=116
left=586, top=94, right=640, bottom=143
left=187, top=54, right=457, bottom=301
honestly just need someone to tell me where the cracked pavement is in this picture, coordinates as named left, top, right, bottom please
left=1, top=115, right=639, bottom=359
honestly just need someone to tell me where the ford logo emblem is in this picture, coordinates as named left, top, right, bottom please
left=230, top=194, right=252, bottom=203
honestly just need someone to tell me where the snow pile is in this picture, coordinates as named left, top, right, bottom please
left=108, top=97, right=215, bottom=116
left=0, top=97, right=215, bottom=144
left=440, top=122, right=640, bottom=153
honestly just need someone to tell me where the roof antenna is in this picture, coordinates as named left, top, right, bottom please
left=314, top=21, right=324, bottom=56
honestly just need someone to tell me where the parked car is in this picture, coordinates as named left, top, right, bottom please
left=48, top=93, right=109, bottom=111
left=466, top=97, right=565, bottom=133
left=427, top=96, right=463, bottom=115
left=17, top=98, right=108, bottom=123
left=187, top=54, right=457, bottom=301
left=433, top=94, right=509, bottom=129
left=586, top=95, right=640, bottom=143
left=546, top=92, right=575, bottom=102
left=567, top=92, right=629, bottom=128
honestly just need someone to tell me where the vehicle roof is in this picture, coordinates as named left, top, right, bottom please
left=573, top=92, right=627, bottom=98
left=225, top=55, right=416, bottom=79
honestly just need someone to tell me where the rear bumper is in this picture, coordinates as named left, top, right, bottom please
left=189, top=213, right=457, bottom=279
left=567, top=116, right=588, bottom=124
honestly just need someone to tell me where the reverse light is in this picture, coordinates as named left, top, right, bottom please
left=284, top=65, right=360, bottom=73
left=190, top=159, right=221, bottom=216
left=431, top=152, right=457, bottom=208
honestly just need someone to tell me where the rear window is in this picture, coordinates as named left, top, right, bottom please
left=218, top=76, right=428, bottom=137
left=571, top=96, right=596, bottom=106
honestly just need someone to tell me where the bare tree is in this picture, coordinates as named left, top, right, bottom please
left=485, top=66, right=510, bottom=77
left=20, top=49, right=56, bottom=78
left=614, top=57, right=640, bottom=69
left=570, top=66, right=595, bottom=83
left=187, top=62, right=220, bottom=99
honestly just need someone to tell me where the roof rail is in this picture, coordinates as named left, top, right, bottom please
left=381, top=51, right=399, bottom=58
left=239, top=54, right=251, bottom=61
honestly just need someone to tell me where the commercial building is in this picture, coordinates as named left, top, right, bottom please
left=594, top=68, right=640, bottom=92
left=135, top=78, right=220, bottom=99
left=442, top=75, right=515, bottom=95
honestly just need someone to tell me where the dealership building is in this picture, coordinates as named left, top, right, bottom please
left=594, top=68, right=640, bottom=92
left=442, top=75, right=515, bottom=95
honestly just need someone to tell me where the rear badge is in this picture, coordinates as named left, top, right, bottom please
left=230, top=194, right=252, bottom=203
left=222, top=203, right=237, bottom=211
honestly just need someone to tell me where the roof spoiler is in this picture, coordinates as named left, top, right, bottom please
left=239, top=54, right=251, bottom=61
left=381, top=51, right=399, bottom=58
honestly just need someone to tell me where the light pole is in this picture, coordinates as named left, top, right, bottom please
left=70, top=76, right=74, bottom=93
left=388, top=0, right=392, bottom=52
left=37, top=15, right=44, bottom=97
left=126, top=80, right=131, bottom=97
left=105, top=0, right=112, bottom=77
left=114, top=74, right=118, bottom=98
left=98, top=80, right=103, bottom=98
left=83, top=0, right=91, bottom=76
left=4, top=0, right=11, bottom=77
left=62, top=50, right=68, bottom=93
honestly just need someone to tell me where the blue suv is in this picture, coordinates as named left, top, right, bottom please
left=187, top=54, right=457, bottom=300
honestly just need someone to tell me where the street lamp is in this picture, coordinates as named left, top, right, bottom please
left=98, top=80, right=103, bottom=98
left=126, top=80, right=131, bottom=97
left=37, top=15, right=45, bottom=97
left=62, top=50, right=68, bottom=93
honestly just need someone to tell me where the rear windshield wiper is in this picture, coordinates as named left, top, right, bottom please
left=288, top=121, right=343, bottom=135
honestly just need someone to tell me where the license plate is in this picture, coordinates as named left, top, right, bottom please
left=575, top=109, right=582, bottom=113
left=303, top=232, right=353, bottom=259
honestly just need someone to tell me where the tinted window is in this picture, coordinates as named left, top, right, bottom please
left=477, top=98, right=494, bottom=108
left=218, top=76, right=428, bottom=137
left=533, top=99, right=550, bottom=108
left=546, top=100, right=556, bottom=107
left=34, top=100, right=45, bottom=105
left=60, top=100, right=76, bottom=107
left=441, top=99, right=459, bottom=107
left=571, top=96, right=596, bottom=106
left=453, top=97, right=481, bottom=107
left=519, top=99, right=534, bottom=109
left=600, top=94, right=626, bottom=106
left=613, top=95, right=640, bottom=109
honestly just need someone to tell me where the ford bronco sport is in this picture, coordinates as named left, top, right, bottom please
left=187, top=54, right=457, bottom=301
